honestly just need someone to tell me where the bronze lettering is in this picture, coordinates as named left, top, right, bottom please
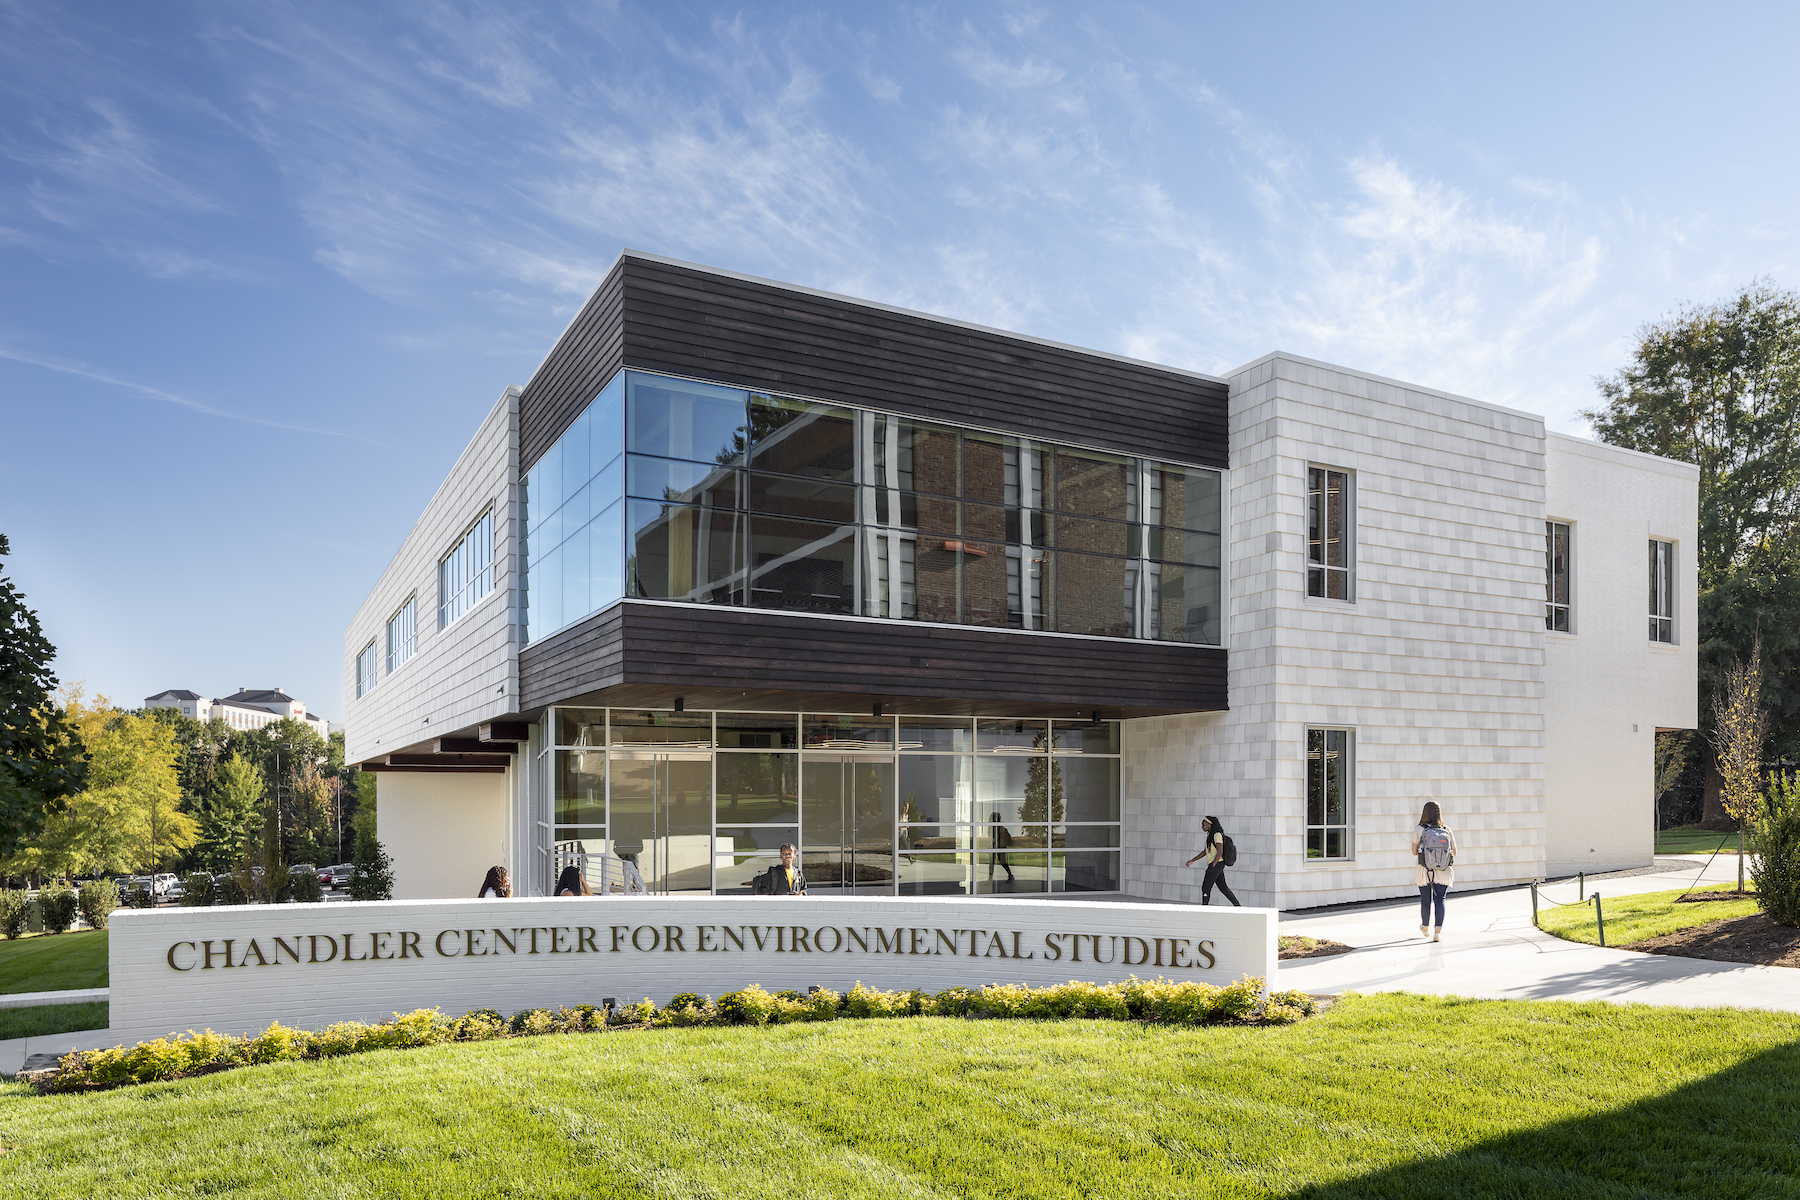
left=777, top=926, right=787, bottom=952
left=1196, top=939, right=1216, bottom=969
left=1092, top=935, right=1116, bottom=964
left=984, top=931, right=1007, bottom=958
left=664, top=925, right=685, bottom=952
left=492, top=929, right=517, bottom=954
left=467, top=928, right=488, bottom=957
left=1043, top=933, right=1063, bottom=961
left=751, top=926, right=773, bottom=951
left=697, top=925, right=717, bottom=952
left=310, top=934, right=338, bottom=963
left=611, top=926, right=630, bottom=952
left=167, top=941, right=196, bottom=971
left=790, top=926, right=811, bottom=953
left=1152, top=937, right=1166, bottom=968
left=723, top=926, right=745, bottom=951
left=909, top=928, right=931, bottom=955
left=202, top=939, right=232, bottom=969
left=874, top=928, right=901, bottom=955
left=399, top=931, right=422, bottom=959
left=435, top=930, right=461, bottom=957
left=1012, top=931, right=1030, bottom=959
left=271, top=937, right=301, bottom=965
left=815, top=926, right=842, bottom=953
left=343, top=933, right=368, bottom=962
left=935, top=929, right=959, bottom=955
left=1068, top=933, right=1083, bottom=963
left=961, top=929, right=979, bottom=954
left=847, top=927, right=870, bottom=952
left=1170, top=938, right=1191, bottom=969
left=1123, top=936, right=1149, bottom=966
left=371, top=932, right=393, bottom=960
left=578, top=927, right=598, bottom=953
left=528, top=927, right=543, bottom=954
left=242, top=939, right=269, bottom=967
left=550, top=928, right=571, bottom=954
left=631, top=925, right=660, bottom=952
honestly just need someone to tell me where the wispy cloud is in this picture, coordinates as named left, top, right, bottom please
left=0, top=344, right=371, bottom=440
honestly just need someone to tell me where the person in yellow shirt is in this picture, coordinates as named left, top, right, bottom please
left=753, top=844, right=808, bottom=895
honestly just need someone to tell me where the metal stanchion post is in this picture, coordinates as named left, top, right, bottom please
left=1579, top=871, right=1585, bottom=901
left=1531, top=881, right=1539, bottom=928
left=1594, top=893, right=1605, bottom=947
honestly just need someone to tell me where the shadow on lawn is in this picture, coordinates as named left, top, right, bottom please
left=1287, top=1039, right=1800, bottom=1199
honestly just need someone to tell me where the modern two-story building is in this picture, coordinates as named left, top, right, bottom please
left=344, top=250, right=1696, bottom=908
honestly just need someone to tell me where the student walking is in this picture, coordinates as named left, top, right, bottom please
left=1412, top=801, right=1458, bottom=941
left=1184, top=815, right=1241, bottom=906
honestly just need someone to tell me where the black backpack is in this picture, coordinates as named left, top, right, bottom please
left=1220, top=835, right=1237, bottom=867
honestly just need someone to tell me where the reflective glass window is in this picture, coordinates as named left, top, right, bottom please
left=865, top=489, right=958, bottom=535
left=610, top=710, right=714, bottom=747
left=715, top=752, right=799, bottom=824
left=964, top=433, right=1048, bottom=509
left=1054, top=514, right=1132, bottom=557
left=1054, top=824, right=1121, bottom=849
left=897, top=755, right=974, bottom=825
left=627, top=456, right=741, bottom=508
left=978, top=718, right=1049, bottom=753
left=626, top=374, right=747, bottom=464
left=864, top=415, right=960, bottom=496
left=1051, top=851, right=1119, bottom=892
left=1145, top=561, right=1220, bottom=646
left=1052, top=758, right=1120, bottom=823
left=1306, top=727, right=1353, bottom=859
left=1147, top=462, right=1220, bottom=533
left=714, top=853, right=785, bottom=894
left=803, top=715, right=894, bottom=749
left=1050, top=721, right=1119, bottom=755
left=1054, top=447, right=1135, bottom=521
left=1145, top=525, right=1220, bottom=569
left=626, top=500, right=744, bottom=604
left=896, top=717, right=974, bottom=752
left=911, top=538, right=961, bottom=624
left=716, top=713, right=799, bottom=750
left=961, top=538, right=1013, bottom=628
left=749, top=473, right=857, bottom=523
left=896, top=852, right=972, bottom=895
left=1055, top=551, right=1136, bottom=638
left=556, top=709, right=606, bottom=747
left=747, top=516, right=855, bottom=614
left=556, top=751, right=605, bottom=825
left=749, top=395, right=856, bottom=480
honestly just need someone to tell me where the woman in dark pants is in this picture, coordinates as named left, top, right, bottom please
left=1184, top=815, right=1240, bottom=906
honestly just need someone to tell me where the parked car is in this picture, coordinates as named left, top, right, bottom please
left=290, top=863, right=317, bottom=878
left=329, top=864, right=353, bottom=887
left=152, top=872, right=179, bottom=896
left=165, top=878, right=185, bottom=900
left=316, top=866, right=335, bottom=887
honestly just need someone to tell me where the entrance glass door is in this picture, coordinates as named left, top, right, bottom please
left=802, top=756, right=895, bottom=893
left=610, top=752, right=713, bottom=893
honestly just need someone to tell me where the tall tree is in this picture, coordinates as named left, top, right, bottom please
left=196, top=755, right=264, bottom=872
left=0, top=533, right=87, bottom=859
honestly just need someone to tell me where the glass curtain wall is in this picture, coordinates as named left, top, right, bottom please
left=524, top=369, right=1223, bottom=646
left=547, top=710, right=1121, bottom=896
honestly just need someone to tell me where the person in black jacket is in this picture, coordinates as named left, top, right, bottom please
left=752, top=844, right=807, bottom=895
left=1184, top=815, right=1240, bottom=906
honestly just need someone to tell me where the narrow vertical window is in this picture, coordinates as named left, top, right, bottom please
left=440, top=507, right=495, bottom=629
left=1307, top=467, right=1352, bottom=600
left=1649, top=539, right=1674, bottom=643
left=1305, top=728, right=1353, bottom=859
left=385, top=596, right=416, bottom=673
left=356, top=641, right=378, bottom=698
left=1545, top=522, right=1571, bottom=631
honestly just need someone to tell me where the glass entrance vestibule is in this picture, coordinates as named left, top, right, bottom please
left=541, top=709, right=1121, bottom=896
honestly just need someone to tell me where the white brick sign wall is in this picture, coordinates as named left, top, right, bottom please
left=108, top=898, right=1276, bottom=1041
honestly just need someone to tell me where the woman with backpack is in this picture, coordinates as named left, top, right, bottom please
left=1412, top=801, right=1458, bottom=941
left=1184, top=815, right=1240, bottom=906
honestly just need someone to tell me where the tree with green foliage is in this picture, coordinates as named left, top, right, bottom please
left=349, top=769, right=377, bottom=846
left=348, top=826, right=393, bottom=901
left=196, top=755, right=263, bottom=872
left=0, top=533, right=88, bottom=861
left=1583, top=280, right=1800, bottom=818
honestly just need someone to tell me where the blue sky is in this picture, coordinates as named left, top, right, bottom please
left=2, top=1, right=1797, bottom=721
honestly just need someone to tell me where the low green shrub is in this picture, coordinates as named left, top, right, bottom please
left=39, top=882, right=78, bottom=933
left=41, top=978, right=1307, bottom=1094
left=178, top=872, right=215, bottom=907
left=1752, top=772, right=1800, bottom=927
left=78, top=878, right=119, bottom=930
left=0, top=888, right=28, bottom=939
left=215, top=875, right=249, bottom=907
left=287, top=870, right=324, bottom=905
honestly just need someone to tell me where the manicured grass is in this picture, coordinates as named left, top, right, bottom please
left=2, top=994, right=1797, bottom=1198
left=1539, top=882, right=1760, bottom=947
left=0, top=1002, right=107, bottom=1042
left=1655, top=825, right=1739, bottom=856
left=0, top=930, right=107, bottom=994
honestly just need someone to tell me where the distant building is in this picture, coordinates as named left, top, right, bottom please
left=145, top=687, right=338, bottom=738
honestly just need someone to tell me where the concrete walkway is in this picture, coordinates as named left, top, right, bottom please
left=1277, top=852, right=1800, bottom=1013
left=0, top=987, right=107, bottom=1010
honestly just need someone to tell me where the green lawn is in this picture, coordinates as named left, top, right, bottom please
left=1539, top=882, right=1760, bottom=947
left=0, top=930, right=108, bottom=995
left=0, top=1002, right=107, bottom=1042
left=1655, top=825, right=1739, bottom=856
left=2, top=994, right=1797, bottom=1198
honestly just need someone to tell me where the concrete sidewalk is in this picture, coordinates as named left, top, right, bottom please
left=1277, top=854, right=1799, bottom=1013
left=0, top=988, right=108, bottom=1010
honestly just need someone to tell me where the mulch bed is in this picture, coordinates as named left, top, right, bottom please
left=1630, top=912, right=1800, bottom=968
left=1278, top=938, right=1354, bottom=960
left=1676, top=891, right=1756, bottom=902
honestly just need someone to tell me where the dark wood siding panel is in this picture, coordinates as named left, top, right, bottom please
left=518, top=263, right=626, bottom=471
left=617, top=259, right=1227, bottom=467
left=519, top=601, right=1225, bottom=717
